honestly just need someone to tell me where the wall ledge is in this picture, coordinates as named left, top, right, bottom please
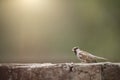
left=0, top=62, right=120, bottom=80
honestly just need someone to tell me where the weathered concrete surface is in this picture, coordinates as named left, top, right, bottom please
left=0, top=62, right=120, bottom=80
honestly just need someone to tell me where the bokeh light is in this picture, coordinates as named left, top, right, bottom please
left=0, top=0, right=120, bottom=63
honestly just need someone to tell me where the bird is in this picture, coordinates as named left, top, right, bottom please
left=72, top=47, right=107, bottom=63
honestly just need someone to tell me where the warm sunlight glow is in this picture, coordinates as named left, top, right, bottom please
left=21, top=0, right=50, bottom=7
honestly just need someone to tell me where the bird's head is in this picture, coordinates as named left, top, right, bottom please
left=72, top=46, right=80, bottom=55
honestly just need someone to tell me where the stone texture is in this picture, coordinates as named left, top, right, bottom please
left=0, top=62, right=119, bottom=80
left=101, top=63, right=120, bottom=80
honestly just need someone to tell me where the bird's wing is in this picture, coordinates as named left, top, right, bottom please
left=79, top=51, right=93, bottom=59
left=79, top=51, right=97, bottom=62
left=80, top=51, right=94, bottom=57
left=81, top=51, right=107, bottom=60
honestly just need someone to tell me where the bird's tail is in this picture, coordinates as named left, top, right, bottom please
left=94, top=56, right=107, bottom=61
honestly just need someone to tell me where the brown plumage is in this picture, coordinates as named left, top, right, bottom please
left=72, top=47, right=107, bottom=63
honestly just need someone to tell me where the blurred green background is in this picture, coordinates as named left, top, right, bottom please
left=0, top=0, right=120, bottom=63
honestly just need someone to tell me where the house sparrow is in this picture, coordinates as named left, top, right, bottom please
left=72, top=47, right=107, bottom=63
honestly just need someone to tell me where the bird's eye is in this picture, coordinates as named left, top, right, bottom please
left=72, top=47, right=79, bottom=51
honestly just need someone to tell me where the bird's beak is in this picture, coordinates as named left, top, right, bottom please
left=72, top=48, right=74, bottom=51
